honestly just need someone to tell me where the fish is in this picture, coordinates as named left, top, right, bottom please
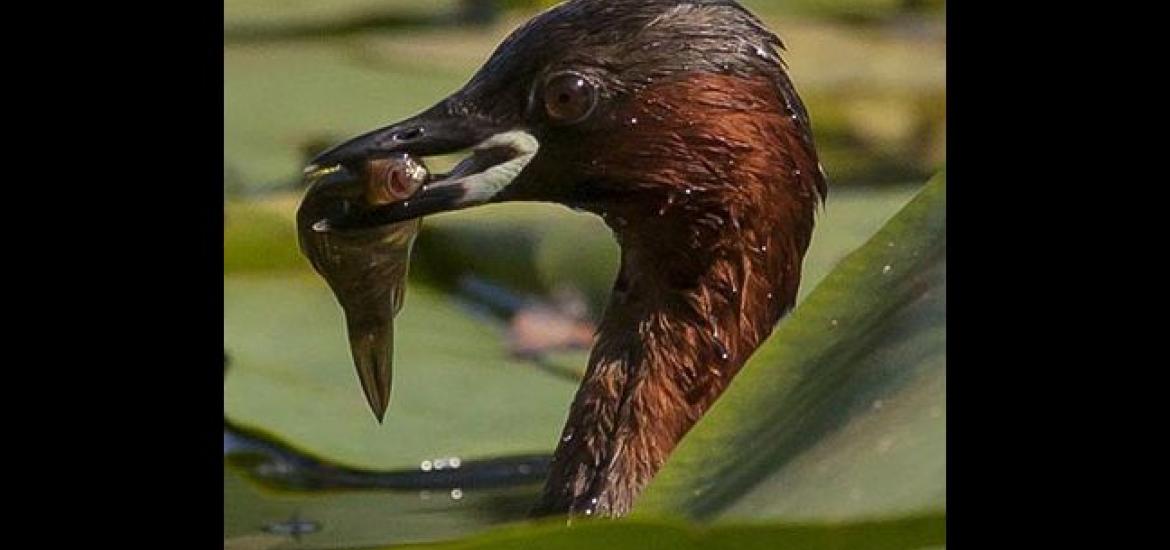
left=295, top=154, right=428, bottom=422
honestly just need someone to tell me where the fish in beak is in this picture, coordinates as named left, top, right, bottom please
left=296, top=155, right=428, bottom=422
left=298, top=87, right=544, bottom=422
left=305, top=101, right=541, bottom=231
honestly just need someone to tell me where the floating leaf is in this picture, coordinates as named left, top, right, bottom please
left=387, top=512, right=945, bottom=550
left=225, top=278, right=583, bottom=470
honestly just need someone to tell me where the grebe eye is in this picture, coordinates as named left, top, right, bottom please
left=543, top=72, right=597, bottom=125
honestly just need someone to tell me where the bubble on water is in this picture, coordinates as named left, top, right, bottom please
left=450, top=488, right=464, bottom=500
left=257, top=461, right=293, bottom=477
left=420, top=460, right=433, bottom=472
left=263, top=513, right=319, bottom=540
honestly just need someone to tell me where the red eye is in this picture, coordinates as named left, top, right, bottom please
left=543, top=72, right=597, bottom=125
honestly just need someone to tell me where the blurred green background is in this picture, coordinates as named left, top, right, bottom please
left=224, top=1, right=945, bottom=548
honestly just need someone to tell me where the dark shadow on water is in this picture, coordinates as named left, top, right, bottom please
left=225, top=418, right=551, bottom=492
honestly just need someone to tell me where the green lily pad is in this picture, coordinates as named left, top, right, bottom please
left=225, top=42, right=469, bottom=190
left=387, top=511, right=945, bottom=550
left=634, top=172, right=946, bottom=521
left=225, top=276, right=585, bottom=470
left=226, top=0, right=461, bottom=31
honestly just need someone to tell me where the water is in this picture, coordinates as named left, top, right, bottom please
left=224, top=420, right=549, bottom=548
left=263, top=512, right=320, bottom=539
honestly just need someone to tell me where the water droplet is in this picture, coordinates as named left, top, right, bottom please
left=562, top=433, right=574, bottom=443
left=584, top=509, right=594, bottom=516
left=658, top=194, right=676, bottom=216
left=882, top=265, right=892, bottom=275
left=766, top=292, right=774, bottom=300
left=684, top=188, right=694, bottom=195
left=420, top=460, right=433, bottom=472
left=450, top=488, right=464, bottom=500
left=629, top=117, right=639, bottom=125
left=792, top=169, right=802, bottom=176
left=760, top=245, right=768, bottom=252
left=830, top=319, right=839, bottom=328
left=887, top=241, right=895, bottom=248
left=713, top=339, right=730, bottom=362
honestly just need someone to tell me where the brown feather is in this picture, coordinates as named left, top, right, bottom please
left=532, top=73, right=825, bottom=517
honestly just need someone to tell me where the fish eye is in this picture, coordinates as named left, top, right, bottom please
left=543, top=72, right=597, bottom=125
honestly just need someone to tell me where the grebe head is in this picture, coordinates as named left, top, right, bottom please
left=308, top=0, right=824, bottom=233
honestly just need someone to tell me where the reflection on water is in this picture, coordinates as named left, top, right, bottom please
left=224, top=420, right=551, bottom=548
left=263, top=511, right=320, bottom=540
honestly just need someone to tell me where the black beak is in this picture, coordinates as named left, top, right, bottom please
left=306, top=101, right=531, bottom=231
left=310, top=102, right=500, bottom=168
